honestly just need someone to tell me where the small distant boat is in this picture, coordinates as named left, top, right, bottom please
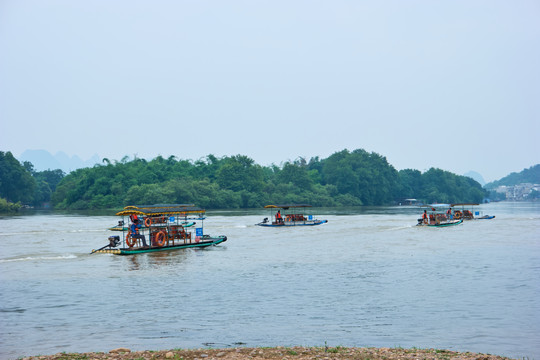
left=417, top=204, right=464, bottom=227
left=257, top=204, right=328, bottom=227
left=92, top=204, right=227, bottom=255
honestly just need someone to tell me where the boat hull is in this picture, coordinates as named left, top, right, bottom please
left=92, top=236, right=227, bottom=255
left=257, top=220, right=328, bottom=227
left=417, top=219, right=463, bottom=227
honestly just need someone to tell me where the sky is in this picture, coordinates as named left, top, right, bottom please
left=1, top=1, right=539, bottom=183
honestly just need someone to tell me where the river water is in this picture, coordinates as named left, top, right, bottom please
left=0, top=202, right=539, bottom=360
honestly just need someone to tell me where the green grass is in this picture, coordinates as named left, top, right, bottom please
left=54, top=353, right=89, bottom=360
left=325, top=345, right=346, bottom=353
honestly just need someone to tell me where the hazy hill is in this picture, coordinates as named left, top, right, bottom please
left=485, top=164, right=540, bottom=189
left=464, top=171, right=486, bottom=186
left=19, top=150, right=100, bottom=173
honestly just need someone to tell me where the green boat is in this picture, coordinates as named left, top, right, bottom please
left=92, top=204, right=227, bottom=255
left=417, top=218, right=463, bottom=227
left=256, top=204, right=328, bottom=227
left=417, top=204, right=464, bottom=227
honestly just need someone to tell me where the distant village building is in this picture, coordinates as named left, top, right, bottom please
left=495, top=183, right=539, bottom=200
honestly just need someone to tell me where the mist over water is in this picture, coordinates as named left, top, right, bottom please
left=1, top=202, right=539, bottom=360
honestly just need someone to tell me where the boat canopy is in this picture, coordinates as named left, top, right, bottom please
left=116, top=204, right=204, bottom=216
left=264, top=204, right=313, bottom=209
left=422, top=203, right=452, bottom=208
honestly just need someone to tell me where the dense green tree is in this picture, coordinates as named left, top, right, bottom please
left=0, top=151, right=36, bottom=203
left=216, top=155, right=264, bottom=193
left=278, top=162, right=314, bottom=190
left=42, top=149, right=490, bottom=209
left=320, top=149, right=398, bottom=205
left=397, top=169, right=423, bottom=199
left=0, top=197, right=22, bottom=212
left=397, top=168, right=486, bottom=204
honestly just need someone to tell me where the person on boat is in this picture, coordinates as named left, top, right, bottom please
left=130, top=219, right=148, bottom=247
left=447, top=208, right=453, bottom=220
left=422, top=210, right=429, bottom=224
left=276, top=210, right=283, bottom=224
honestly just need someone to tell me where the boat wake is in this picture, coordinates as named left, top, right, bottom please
left=386, top=225, right=414, bottom=231
left=0, top=254, right=77, bottom=263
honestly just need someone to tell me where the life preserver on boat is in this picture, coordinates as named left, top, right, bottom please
left=145, top=218, right=151, bottom=227
left=454, top=211, right=462, bottom=219
left=154, top=231, right=167, bottom=247
left=126, top=231, right=137, bottom=247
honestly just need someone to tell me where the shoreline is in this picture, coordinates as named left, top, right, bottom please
left=21, top=346, right=517, bottom=360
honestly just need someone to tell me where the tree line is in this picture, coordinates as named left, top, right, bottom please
left=1, top=149, right=487, bottom=211
left=0, top=151, right=65, bottom=211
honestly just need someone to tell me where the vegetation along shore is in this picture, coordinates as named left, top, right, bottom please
left=2, top=149, right=495, bottom=211
left=21, top=346, right=517, bottom=360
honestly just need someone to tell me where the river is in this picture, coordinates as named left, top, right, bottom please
left=0, top=202, right=539, bottom=359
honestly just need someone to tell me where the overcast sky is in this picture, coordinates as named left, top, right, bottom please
left=1, top=1, right=539, bottom=182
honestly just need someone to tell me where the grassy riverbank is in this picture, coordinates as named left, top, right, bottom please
left=21, top=346, right=517, bottom=360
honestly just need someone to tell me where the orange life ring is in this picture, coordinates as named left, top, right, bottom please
left=126, top=231, right=137, bottom=247
left=145, top=218, right=151, bottom=227
left=155, top=231, right=167, bottom=247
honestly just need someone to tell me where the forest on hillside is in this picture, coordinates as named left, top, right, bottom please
left=485, top=164, right=540, bottom=189
left=1, top=149, right=487, bottom=211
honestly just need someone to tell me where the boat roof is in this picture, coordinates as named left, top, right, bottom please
left=116, top=204, right=204, bottom=216
left=127, top=203, right=195, bottom=209
left=264, top=204, right=312, bottom=209
left=421, top=203, right=452, bottom=208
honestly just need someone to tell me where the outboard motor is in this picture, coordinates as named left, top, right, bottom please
left=108, top=236, right=120, bottom=248
left=91, top=236, right=121, bottom=254
left=262, top=217, right=268, bottom=224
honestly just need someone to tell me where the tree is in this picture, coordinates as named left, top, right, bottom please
left=278, top=162, right=314, bottom=190
left=216, top=155, right=264, bottom=192
left=48, top=149, right=488, bottom=209
left=0, top=151, right=36, bottom=203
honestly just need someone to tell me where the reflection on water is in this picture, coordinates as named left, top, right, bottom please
left=0, top=202, right=539, bottom=360
left=124, top=250, right=192, bottom=271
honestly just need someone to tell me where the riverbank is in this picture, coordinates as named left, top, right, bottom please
left=22, top=346, right=517, bottom=360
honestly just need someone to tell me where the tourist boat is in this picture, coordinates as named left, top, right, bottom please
left=451, top=203, right=495, bottom=220
left=256, top=204, right=328, bottom=227
left=92, top=204, right=227, bottom=255
left=417, top=204, right=464, bottom=227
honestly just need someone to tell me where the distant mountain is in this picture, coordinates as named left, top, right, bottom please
left=19, top=149, right=101, bottom=173
left=464, top=171, right=486, bottom=186
left=485, top=164, right=540, bottom=189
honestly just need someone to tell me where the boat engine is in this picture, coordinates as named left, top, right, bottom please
left=261, top=217, right=268, bottom=224
left=108, top=236, right=120, bottom=248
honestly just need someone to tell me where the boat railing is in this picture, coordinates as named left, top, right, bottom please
left=147, top=226, right=193, bottom=247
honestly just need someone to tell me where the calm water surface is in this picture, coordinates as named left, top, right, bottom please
left=0, top=202, right=539, bottom=360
